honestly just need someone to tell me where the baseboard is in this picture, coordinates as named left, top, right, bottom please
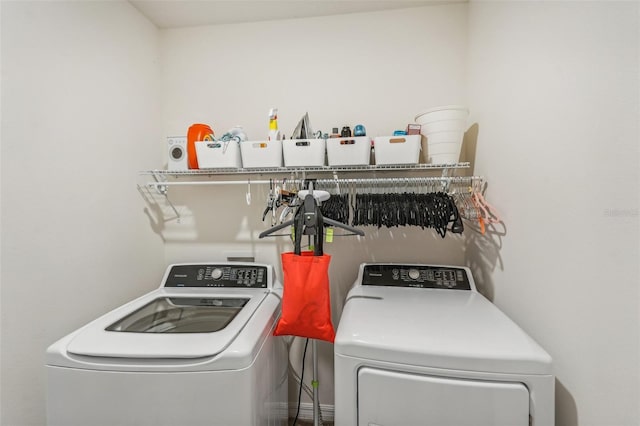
left=289, top=403, right=335, bottom=422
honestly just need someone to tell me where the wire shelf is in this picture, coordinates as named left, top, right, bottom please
left=141, top=162, right=470, bottom=177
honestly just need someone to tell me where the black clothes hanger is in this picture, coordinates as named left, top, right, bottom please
left=258, top=193, right=365, bottom=241
left=319, top=193, right=349, bottom=225
left=349, top=191, right=463, bottom=237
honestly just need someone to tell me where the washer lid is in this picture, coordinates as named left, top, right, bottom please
left=335, top=286, right=552, bottom=375
left=66, top=288, right=270, bottom=359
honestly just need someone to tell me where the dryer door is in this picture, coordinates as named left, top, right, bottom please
left=358, top=368, right=529, bottom=426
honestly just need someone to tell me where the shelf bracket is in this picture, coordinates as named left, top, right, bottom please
left=149, top=171, right=181, bottom=220
left=150, top=171, right=168, bottom=195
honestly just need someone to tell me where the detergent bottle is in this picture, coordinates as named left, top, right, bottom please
left=186, top=123, right=213, bottom=169
left=268, top=108, right=282, bottom=141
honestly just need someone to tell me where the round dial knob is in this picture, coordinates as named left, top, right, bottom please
left=408, top=269, right=420, bottom=280
left=211, top=268, right=223, bottom=280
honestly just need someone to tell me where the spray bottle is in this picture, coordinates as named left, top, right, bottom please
left=268, top=108, right=282, bottom=141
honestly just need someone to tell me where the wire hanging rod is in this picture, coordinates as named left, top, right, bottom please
left=314, top=176, right=482, bottom=186
left=145, top=175, right=483, bottom=188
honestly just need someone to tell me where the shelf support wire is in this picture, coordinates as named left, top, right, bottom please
left=151, top=171, right=168, bottom=195
left=150, top=171, right=180, bottom=219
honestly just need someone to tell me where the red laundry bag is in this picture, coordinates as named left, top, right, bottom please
left=274, top=251, right=335, bottom=343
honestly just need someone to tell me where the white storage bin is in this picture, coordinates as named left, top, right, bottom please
left=415, top=105, right=469, bottom=125
left=282, top=139, right=325, bottom=167
left=326, top=136, right=370, bottom=166
left=373, top=135, right=421, bottom=165
left=240, top=140, right=283, bottom=168
left=415, top=106, right=468, bottom=165
left=195, top=140, right=242, bottom=168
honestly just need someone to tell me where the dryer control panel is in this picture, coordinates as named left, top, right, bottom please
left=362, top=264, right=471, bottom=290
left=164, top=264, right=268, bottom=288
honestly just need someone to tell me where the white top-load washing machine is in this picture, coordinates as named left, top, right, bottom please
left=46, top=263, right=288, bottom=426
left=334, top=263, right=554, bottom=426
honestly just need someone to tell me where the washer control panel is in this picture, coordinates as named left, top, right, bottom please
left=362, top=264, right=471, bottom=290
left=164, top=264, right=268, bottom=288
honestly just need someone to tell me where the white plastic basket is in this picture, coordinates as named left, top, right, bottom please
left=282, top=139, right=326, bottom=167
left=373, top=135, right=421, bottom=165
left=195, top=140, right=242, bottom=168
left=240, top=140, right=283, bottom=168
left=326, top=136, right=370, bottom=166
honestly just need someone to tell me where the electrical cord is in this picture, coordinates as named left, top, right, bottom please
left=292, top=338, right=310, bottom=426
left=284, top=336, right=313, bottom=396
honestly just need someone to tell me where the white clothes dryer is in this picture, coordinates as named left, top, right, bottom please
left=334, top=263, right=554, bottom=426
left=46, top=263, right=288, bottom=426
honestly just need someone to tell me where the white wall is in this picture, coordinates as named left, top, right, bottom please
left=0, top=2, right=164, bottom=425
left=160, top=5, right=468, bottom=140
left=467, top=2, right=639, bottom=425
left=160, top=3, right=469, bottom=409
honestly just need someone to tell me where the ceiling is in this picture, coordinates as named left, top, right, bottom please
left=129, top=0, right=448, bottom=29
